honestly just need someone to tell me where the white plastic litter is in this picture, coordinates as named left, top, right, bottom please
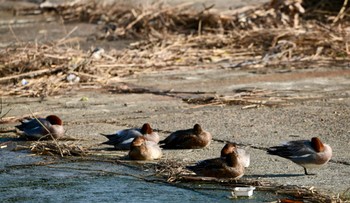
left=66, top=73, right=80, bottom=83
left=232, top=186, right=256, bottom=197
left=21, top=79, right=28, bottom=85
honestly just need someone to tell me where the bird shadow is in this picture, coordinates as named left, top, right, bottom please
left=89, top=146, right=128, bottom=152
left=245, top=173, right=305, bottom=178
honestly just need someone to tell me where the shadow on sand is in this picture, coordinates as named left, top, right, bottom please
left=246, top=173, right=305, bottom=178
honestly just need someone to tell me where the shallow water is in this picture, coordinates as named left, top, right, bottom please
left=0, top=150, right=289, bottom=203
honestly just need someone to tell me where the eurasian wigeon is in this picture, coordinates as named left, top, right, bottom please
left=160, top=124, right=212, bottom=149
left=128, top=136, right=162, bottom=160
left=221, top=143, right=250, bottom=168
left=267, top=137, right=332, bottom=175
left=15, top=115, right=64, bottom=140
left=187, top=147, right=244, bottom=179
left=101, top=123, right=159, bottom=150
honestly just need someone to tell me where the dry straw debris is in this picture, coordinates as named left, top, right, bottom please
left=0, top=0, right=349, bottom=99
left=30, top=141, right=88, bottom=156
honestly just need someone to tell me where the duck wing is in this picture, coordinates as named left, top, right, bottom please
left=22, top=124, right=50, bottom=140
left=101, top=128, right=142, bottom=146
left=160, top=129, right=192, bottom=144
left=161, top=133, right=200, bottom=149
left=16, top=118, right=46, bottom=131
left=267, top=140, right=315, bottom=158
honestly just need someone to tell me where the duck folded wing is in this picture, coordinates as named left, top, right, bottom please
left=160, top=129, right=193, bottom=144
left=161, top=134, right=201, bottom=149
left=16, top=118, right=47, bottom=131
left=267, top=140, right=316, bottom=158
left=187, top=153, right=244, bottom=179
left=101, top=129, right=142, bottom=145
left=22, top=126, right=50, bottom=140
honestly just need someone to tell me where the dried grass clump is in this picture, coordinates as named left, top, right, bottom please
left=0, top=45, right=88, bottom=97
left=154, top=159, right=188, bottom=182
left=262, top=185, right=340, bottom=203
left=1, top=25, right=348, bottom=98
left=45, top=0, right=350, bottom=35
left=0, top=44, right=135, bottom=97
left=30, top=141, right=87, bottom=156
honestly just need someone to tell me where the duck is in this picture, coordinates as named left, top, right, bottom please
left=128, top=136, right=162, bottom=160
left=267, top=137, right=332, bottom=175
left=186, top=145, right=244, bottom=179
left=101, top=123, right=159, bottom=150
left=159, top=124, right=212, bottom=149
left=221, top=143, right=250, bottom=168
left=15, top=115, right=64, bottom=140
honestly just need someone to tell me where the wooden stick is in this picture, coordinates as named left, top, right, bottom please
left=0, top=67, right=64, bottom=84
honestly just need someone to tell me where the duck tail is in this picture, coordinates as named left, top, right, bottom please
left=160, top=143, right=173, bottom=149
left=267, top=146, right=291, bottom=158
left=15, top=124, right=25, bottom=131
left=100, top=133, right=120, bottom=145
left=185, top=165, right=196, bottom=171
left=100, top=133, right=115, bottom=139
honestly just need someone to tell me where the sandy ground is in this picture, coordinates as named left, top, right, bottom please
left=0, top=0, right=350, bottom=199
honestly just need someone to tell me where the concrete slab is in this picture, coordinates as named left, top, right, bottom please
left=1, top=67, right=350, bottom=196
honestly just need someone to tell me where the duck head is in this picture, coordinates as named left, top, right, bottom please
left=221, top=143, right=237, bottom=158
left=311, top=137, right=325, bottom=152
left=193, top=124, right=202, bottom=135
left=140, top=123, right=153, bottom=134
left=46, top=115, right=63, bottom=125
left=226, top=151, right=240, bottom=167
left=131, top=136, right=146, bottom=147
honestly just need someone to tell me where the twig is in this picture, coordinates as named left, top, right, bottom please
left=0, top=66, right=65, bottom=84
left=0, top=97, right=12, bottom=120
left=56, top=26, right=79, bottom=45
left=125, top=11, right=153, bottom=30
left=333, top=0, right=349, bottom=24
left=8, top=24, right=21, bottom=43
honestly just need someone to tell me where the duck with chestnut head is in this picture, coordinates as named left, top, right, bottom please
left=267, top=137, right=332, bottom=175
left=101, top=123, right=159, bottom=150
left=16, top=115, right=64, bottom=140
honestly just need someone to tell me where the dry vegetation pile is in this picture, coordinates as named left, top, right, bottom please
left=0, top=0, right=349, bottom=97
left=30, top=141, right=87, bottom=156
